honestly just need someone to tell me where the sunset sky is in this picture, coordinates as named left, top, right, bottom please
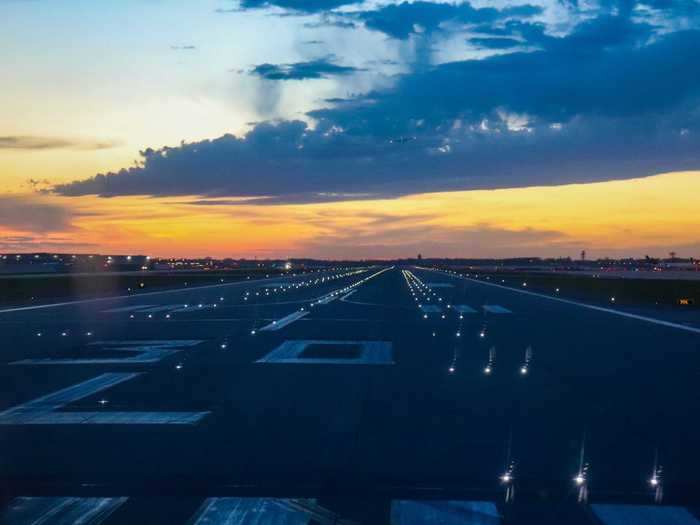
left=1, top=0, right=699, bottom=259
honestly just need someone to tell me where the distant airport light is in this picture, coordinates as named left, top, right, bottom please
left=484, top=366, right=492, bottom=374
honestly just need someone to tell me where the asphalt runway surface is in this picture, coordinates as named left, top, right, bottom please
left=1, top=266, right=699, bottom=524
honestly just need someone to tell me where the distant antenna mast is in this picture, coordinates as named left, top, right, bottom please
left=581, top=250, right=586, bottom=261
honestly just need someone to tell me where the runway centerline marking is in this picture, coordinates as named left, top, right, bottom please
left=260, top=311, right=309, bottom=331
left=0, top=373, right=210, bottom=425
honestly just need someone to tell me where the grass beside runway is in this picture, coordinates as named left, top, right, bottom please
left=0, top=269, right=319, bottom=308
left=441, top=269, right=700, bottom=308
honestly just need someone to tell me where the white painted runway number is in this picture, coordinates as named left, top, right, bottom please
left=0, top=373, right=210, bottom=425
left=11, top=340, right=203, bottom=365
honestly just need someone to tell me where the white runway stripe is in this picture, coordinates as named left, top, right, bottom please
left=260, top=311, right=309, bottom=331
left=340, top=290, right=357, bottom=301
left=483, top=305, right=512, bottom=314
left=191, top=498, right=322, bottom=525
left=315, top=293, right=339, bottom=305
left=454, top=305, right=477, bottom=313
left=138, top=305, right=182, bottom=313
left=392, top=500, right=500, bottom=524
left=103, top=305, right=156, bottom=313
left=420, top=305, right=443, bottom=313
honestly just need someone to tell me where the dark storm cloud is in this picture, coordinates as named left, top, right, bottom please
left=250, top=57, right=361, bottom=80
left=357, top=1, right=542, bottom=39
left=235, top=0, right=363, bottom=13
left=53, top=12, right=700, bottom=203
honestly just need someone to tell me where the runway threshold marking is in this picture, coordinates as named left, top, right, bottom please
left=391, top=500, right=500, bottom=524
left=191, top=498, right=354, bottom=525
left=0, top=373, right=210, bottom=425
left=449, top=273, right=700, bottom=335
left=259, top=310, right=309, bottom=331
left=2, top=497, right=128, bottom=525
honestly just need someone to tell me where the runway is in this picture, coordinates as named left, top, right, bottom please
left=1, top=266, right=699, bottom=524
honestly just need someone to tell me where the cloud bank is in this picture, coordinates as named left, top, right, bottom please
left=54, top=1, right=700, bottom=204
